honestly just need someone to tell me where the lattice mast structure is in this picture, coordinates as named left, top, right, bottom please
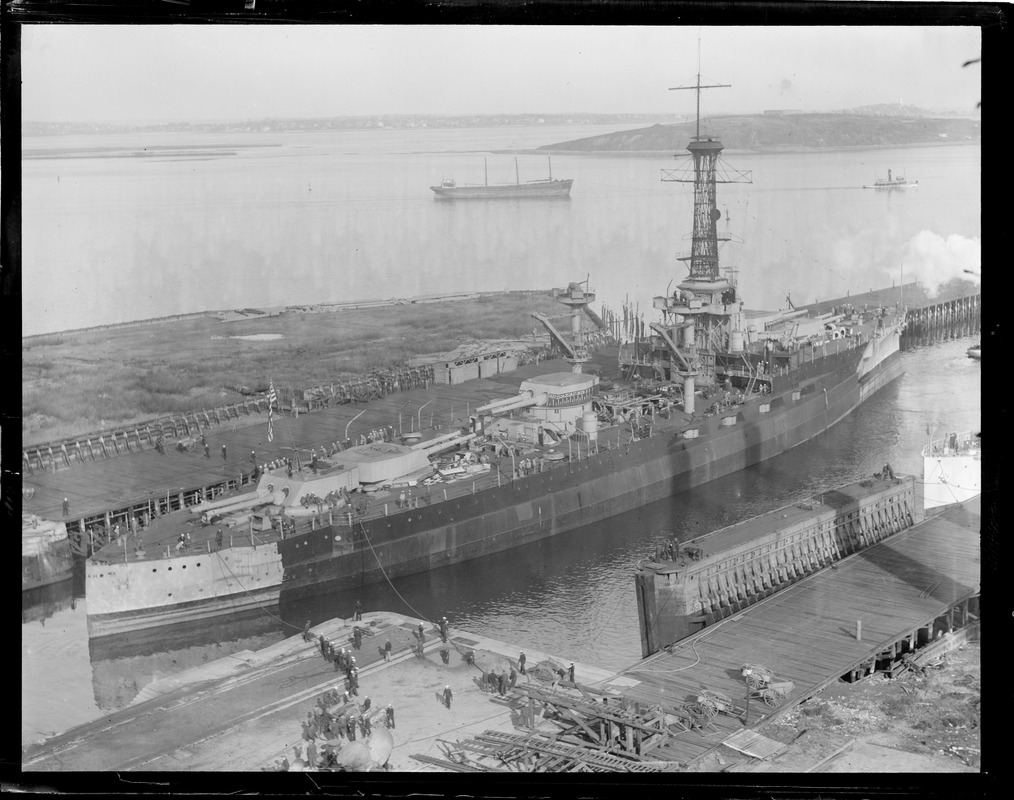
left=620, top=65, right=752, bottom=408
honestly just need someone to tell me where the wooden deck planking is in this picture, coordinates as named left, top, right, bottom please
left=593, top=500, right=980, bottom=766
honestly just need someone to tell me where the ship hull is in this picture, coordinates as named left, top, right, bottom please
left=23, top=522, right=74, bottom=592
left=87, top=330, right=903, bottom=637
left=279, top=341, right=903, bottom=598
left=86, top=542, right=285, bottom=638
left=431, top=180, right=572, bottom=199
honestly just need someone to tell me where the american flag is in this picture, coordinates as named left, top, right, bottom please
left=267, top=380, right=277, bottom=442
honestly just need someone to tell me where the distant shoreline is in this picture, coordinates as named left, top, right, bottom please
left=500, top=138, right=981, bottom=158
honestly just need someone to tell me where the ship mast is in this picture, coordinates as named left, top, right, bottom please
left=619, top=52, right=752, bottom=405
left=668, top=70, right=730, bottom=283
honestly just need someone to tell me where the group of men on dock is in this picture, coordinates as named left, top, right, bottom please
left=291, top=606, right=583, bottom=770
left=297, top=685, right=396, bottom=770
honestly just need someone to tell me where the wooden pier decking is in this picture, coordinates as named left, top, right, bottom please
left=589, top=498, right=980, bottom=767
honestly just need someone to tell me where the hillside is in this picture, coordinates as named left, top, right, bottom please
left=541, top=113, right=980, bottom=152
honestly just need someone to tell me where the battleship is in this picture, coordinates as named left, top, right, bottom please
left=86, top=74, right=905, bottom=638
left=430, top=156, right=572, bottom=199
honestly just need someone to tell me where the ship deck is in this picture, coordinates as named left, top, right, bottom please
left=26, top=306, right=891, bottom=549
left=598, top=497, right=980, bottom=767
left=24, top=356, right=618, bottom=529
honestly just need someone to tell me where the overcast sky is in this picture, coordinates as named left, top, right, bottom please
left=21, top=25, right=982, bottom=123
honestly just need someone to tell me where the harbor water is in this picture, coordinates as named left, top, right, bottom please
left=22, top=127, right=980, bottom=747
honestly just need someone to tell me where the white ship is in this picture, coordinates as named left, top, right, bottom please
left=922, top=430, right=981, bottom=510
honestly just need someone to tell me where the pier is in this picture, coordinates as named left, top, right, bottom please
left=23, top=497, right=979, bottom=773
left=610, top=497, right=979, bottom=767
left=804, top=281, right=980, bottom=345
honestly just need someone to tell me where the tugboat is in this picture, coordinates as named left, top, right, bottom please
left=863, top=168, right=918, bottom=189
left=86, top=68, right=906, bottom=639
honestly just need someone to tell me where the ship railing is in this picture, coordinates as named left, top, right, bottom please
left=924, top=430, right=979, bottom=458
left=252, top=421, right=686, bottom=542
left=272, top=437, right=637, bottom=538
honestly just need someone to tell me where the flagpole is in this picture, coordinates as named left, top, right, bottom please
left=267, top=379, right=278, bottom=443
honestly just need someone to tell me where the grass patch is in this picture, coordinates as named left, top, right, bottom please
left=22, top=291, right=564, bottom=445
left=23, top=334, right=66, bottom=349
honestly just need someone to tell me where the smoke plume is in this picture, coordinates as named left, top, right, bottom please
left=900, top=231, right=980, bottom=297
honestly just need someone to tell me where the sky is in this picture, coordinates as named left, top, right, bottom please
left=20, top=25, right=982, bottom=123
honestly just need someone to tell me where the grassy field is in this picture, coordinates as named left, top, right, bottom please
left=22, top=291, right=567, bottom=446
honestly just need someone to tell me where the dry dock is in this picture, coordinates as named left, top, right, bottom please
left=23, top=497, right=978, bottom=773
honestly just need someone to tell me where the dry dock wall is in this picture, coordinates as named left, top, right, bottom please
left=636, top=475, right=919, bottom=656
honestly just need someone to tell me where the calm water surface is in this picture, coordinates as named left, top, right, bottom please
left=22, top=128, right=979, bottom=336
left=22, top=126, right=981, bottom=746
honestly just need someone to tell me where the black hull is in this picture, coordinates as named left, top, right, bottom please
left=278, top=346, right=904, bottom=600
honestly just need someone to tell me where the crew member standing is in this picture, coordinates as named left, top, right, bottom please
left=63, top=497, right=70, bottom=517
left=568, top=663, right=575, bottom=684
left=353, top=626, right=362, bottom=651
left=385, top=704, right=395, bottom=729
left=384, top=639, right=393, bottom=661
left=518, top=650, right=526, bottom=675
left=439, top=616, right=449, bottom=643
left=443, top=685, right=453, bottom=709
left=221, top=444, right=227, bottom=460
left=204, top=442, right=211, bottom=458
left=354, top=600, right=363, bottom=622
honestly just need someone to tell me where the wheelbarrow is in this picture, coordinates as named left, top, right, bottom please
left=688, top=688, right=735, bottom=720
left=741, top=663, right=774, bottom=690
left=747, top=679, right=795, bottom=707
